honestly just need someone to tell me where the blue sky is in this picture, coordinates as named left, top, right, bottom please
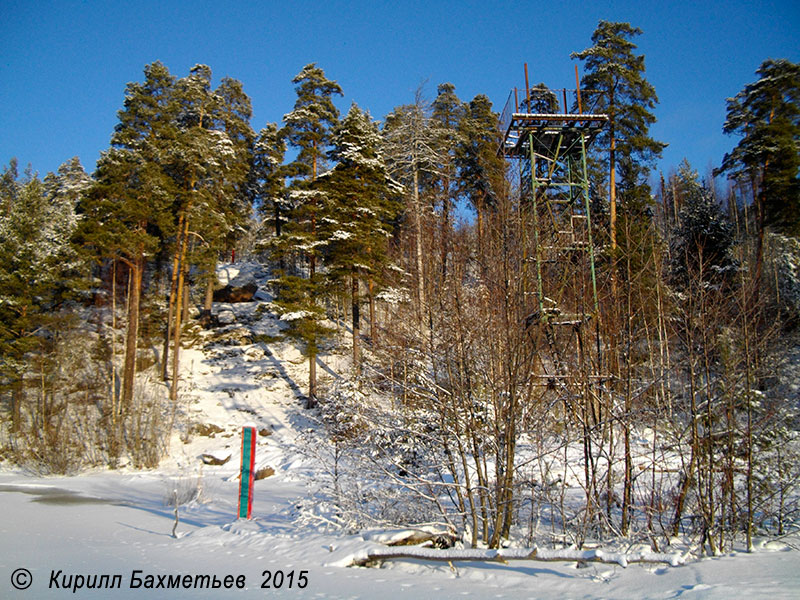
left=1, top=0, right=798, bottom=183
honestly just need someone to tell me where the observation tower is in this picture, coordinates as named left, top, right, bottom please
left=501, top=65, right=609, bottom=424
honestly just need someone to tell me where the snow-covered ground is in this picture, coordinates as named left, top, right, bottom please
left=2, top=262, right=799, bottom=599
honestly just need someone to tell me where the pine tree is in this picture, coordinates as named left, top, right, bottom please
left=670, top=162, right=736, bottom=286
left=455, top=94, right=506, bottom=257
left=1, top=160, right=86, bottom=432
left=277, top=64, right=343, bottom=404
left=526, top=82, right=560, bottom=114
left=210, top=74, right=257, bottom=256
left=321, top=104, right=403, bottom=366
left=431, top=83, right=465, bottom=279
left=194, top=74, right=255, bottom=316
left=162, top=64, right=212, bottom=386
left=710, top=61, right=800, bottom=549
left=44, top=156, right=92, bottom=207
left=282, top=63, right=343, bottom=183
left=271, top=186, right=331, bottom=408
left=572, top=20, right=666, bottom=252
left=77, top=61, right=177, bottom=410
left=163, top=65, right=254, bottom=395
left=279, top=62, right=342, bottom=278
left=253, top=122, right=287, bottom=241
left=716, top=59, right=800, bottom=239
left=573, top=24, right=666, bottom=535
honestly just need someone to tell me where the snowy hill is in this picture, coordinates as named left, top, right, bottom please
left=1, top=262, right=799, bottom=599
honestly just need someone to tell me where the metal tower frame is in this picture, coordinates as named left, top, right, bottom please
left=501, top=74, right=609, bottom=424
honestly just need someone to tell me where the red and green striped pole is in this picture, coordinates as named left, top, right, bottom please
left=238, top=425, right=257, bottom=519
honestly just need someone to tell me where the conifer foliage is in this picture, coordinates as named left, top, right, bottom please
left=274, top=64, right=343, bottom=405
left=1, top=160, right=87, bottom=435
left=2, top=46, right=799, bottom=555
left=717, top=59, right=800, bottom=236
left=572, top=21, right=665, bottom=247
left=670, top=162, right=736, bottom=286
left=455, top=94, right=505, bottom=254
left=321, top=104, right=402, bottom=365
left=252, top=122, right=287, bottom=240
left=77, top=61, right=178, bottom=411
left=381, top=91, right=446, bottom=317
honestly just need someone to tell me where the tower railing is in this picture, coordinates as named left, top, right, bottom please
left=500, top=87, right=606, bottom=154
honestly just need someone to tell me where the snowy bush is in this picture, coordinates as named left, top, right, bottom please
left=768, top=233, right=800, bottom=323
left=125, top=378, right=172, bottom=469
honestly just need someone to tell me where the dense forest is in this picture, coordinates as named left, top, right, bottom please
left=2, top=21, right=799, bottom=555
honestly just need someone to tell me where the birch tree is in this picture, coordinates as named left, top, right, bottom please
left=382, top=90, right=445, bottom=319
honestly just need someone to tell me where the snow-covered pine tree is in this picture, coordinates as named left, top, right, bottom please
left=572, top=20, right=666, bottom=252
left=526, top=82, right=560, bottom=114
left=165, top=65, right=254, bottom=398
left=431, top=83, right=465, bottom=279
left=212, top=75, right=256, bottom=250
left=455, top=94, right=505, bottom=258
left=277, top=64, right=343, bottom=405
left=253, top=122, right=288, bottom=242
left=321, top=103, right=402, bottom=367
left=192, top=74, right=254, bottom=318
left=76, top=61, right=178, bottom=411
left=44, top=156, right=92, bottom=207
left=1, top=160, right=86, bottom=435
left=670, top=161, right=736, bottom=286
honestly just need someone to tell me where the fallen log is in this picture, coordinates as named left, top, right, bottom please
left=362, top=528, right=457, bottom=548
left=345, top=546, right=685, bottom=568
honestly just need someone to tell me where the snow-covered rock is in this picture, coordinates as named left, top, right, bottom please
left=201, top=450, right=231, bottom=465
left=217, top=309, right=236, bottom=325
left=243, top=345, right=265, bottom=361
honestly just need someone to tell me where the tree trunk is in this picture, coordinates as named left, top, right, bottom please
left=352, top=272, right=361, bottom=368
left=274, top=202, right=282, bottom=237
left=674, top=311, right=700, bottom=538
left=754, top=182, right=766, bottom=304
left=441, top=187, right=450, bottom=280
left=347, top=546, right=684, bottom=569
left=181, top=263, right=191, bottom=324
left=368, top=277, right=376, bottom=345
left=203, top=270, right=214, bottom=314
left=161, top=212, right=185, bottom=381
left=10, top=377, right=23, bottom=434
left=753, top=109, right=775, bottom=310
left=110, top=258, right=120, bottom=460
left=740, top=268, right=755, bottom=551
left=671, top=460, right=695, bottom=538
left=413, top=167, right=425, bottom=319
left=306, top=149, right=319, bottom=407
left=671, top=178, right=680, bottom=225
left=307, top=357, right=317, bottom=409
left=121, top=251, right=144, bottom=410
left=476, top=204, right=484, bottom=267
left=170, top=212, right=191, bottom=403
left=609, top=126, right=617, bottom=254
left=621, top=228, right=634, bottom=536
left=274, top=203, right=285, bottom=271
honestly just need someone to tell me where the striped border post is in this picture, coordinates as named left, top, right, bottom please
left=238, top=425, right=257, bottom=519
